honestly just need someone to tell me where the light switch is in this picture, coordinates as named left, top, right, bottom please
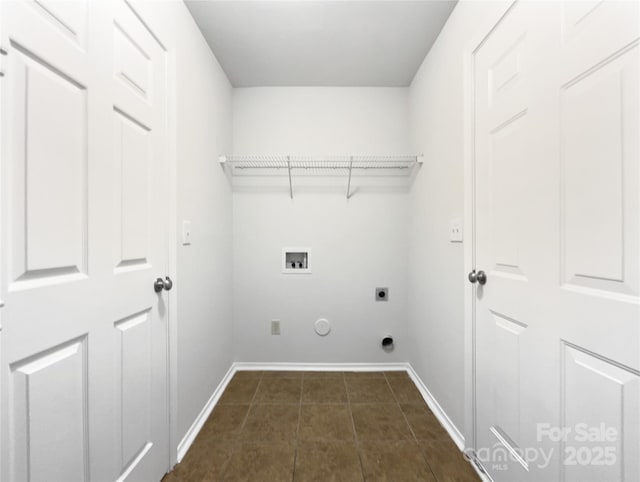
left=450, top=218, right=463, bottom=243
left=182, top=220, right=192, bottom=245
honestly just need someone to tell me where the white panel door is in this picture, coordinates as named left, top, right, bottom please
left=0, top=1, right=170, bottom=480
left=473, top=2, right=639, bottom=481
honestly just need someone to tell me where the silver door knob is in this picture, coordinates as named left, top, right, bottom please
left=468, top=270, right=487, bottom=285
left=154, top=277, right=173, bottom=293
left=163, top=276, right=173, bottom=291
left=154, top=278, right=165, bottom=293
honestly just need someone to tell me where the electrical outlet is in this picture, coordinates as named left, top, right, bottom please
left=271, top=319, right=281, bottom=335
left=450, top=218, right=463, bottom=243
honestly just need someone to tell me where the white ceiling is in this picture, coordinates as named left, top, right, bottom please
left=185, top=1, right=457, bottom=87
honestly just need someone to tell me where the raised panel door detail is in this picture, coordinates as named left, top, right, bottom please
left=489, top=111, right=528, bottom=280
left=32, top=0, right=87, bottom=48
left=560, top=0, right=639, bottom=93
left=561, top=1, right=639, bottom=55
left=489, top=34, right=526, bottom=104
left=114, top=23, right=150, bottom=101
left=114, top=108, right=150, bottom=272
left=561, top=46, right=639, bottom=299
left=491, top=311, right=527, bottom=463
left=10, top=337, right=88, bottom=481
left=562, top=343, right=640, bottom=482
left=562, top=1, right=604, bottom=39
left=114, top=310, right=152, bottom=475
left=9, top=44, right=88, bottom=289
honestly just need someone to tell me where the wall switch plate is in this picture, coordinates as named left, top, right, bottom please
left=271, top=319, right=281, bottom=335
left=450, top=218, right=463, bottom=243
left=376, top=287, right=389, bottom=301
left=182, top=220, right=192, bottom=245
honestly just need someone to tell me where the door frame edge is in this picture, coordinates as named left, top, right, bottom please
left=166, top=46, right=179, bottom=470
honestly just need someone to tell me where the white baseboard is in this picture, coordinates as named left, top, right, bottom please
left=404, top=366, right=491, bottom=481
left=405, top=365, right=465, bottom=450
left=175, top=360, right=472, bottom=476
left=233, top=361, right=411, bottom=372
left=405, top=364, right=465, bottom=450
left=176, top=364, right=237, bottom=462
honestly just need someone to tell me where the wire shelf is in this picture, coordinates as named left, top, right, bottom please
left=219, top=155, right=423, bottom=199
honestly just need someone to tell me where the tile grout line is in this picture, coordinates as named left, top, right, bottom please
left=383, top=372, right=417, bottom=440
left=219, top=371, right=265, bottom=481
left=291, top=372, right=304, bottom=482
left=384, top=372, right=440, bottom=482
left=343, top=373, right=366, bottom=482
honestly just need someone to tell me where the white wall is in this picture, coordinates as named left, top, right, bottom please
left=233, top=88, right=411, bottom=155
left=135, top=0, right=234, bottom=453
left=173, top=6, right=233, bottom=445
left=233, top=88, right=411, bottom=363
left=407, top=1, right=511, bottom=440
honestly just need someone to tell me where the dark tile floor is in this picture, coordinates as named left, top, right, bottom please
left=163, top=371, right=480, bottom=482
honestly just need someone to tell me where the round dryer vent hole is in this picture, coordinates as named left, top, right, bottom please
left=314, top=318, right=331, bottom=336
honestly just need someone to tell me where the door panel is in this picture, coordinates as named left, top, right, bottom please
left=114, top=108, right=151, bottom=271
left=10, top=336, right=88, bottom=482
left=561, top=45, right=639, bottom=299
left=491, top=311, right=527, bottom=451
left=0, top=1, right=170, bottom=480
left=473, top=2, right=639, bottom=481
left=489, top=112, right=527, bottom=279
left=562, top=343, right=640, bottom=482
left=9, top=43, right=88, bottom=287
left=115, top=309, right=152, bottom=474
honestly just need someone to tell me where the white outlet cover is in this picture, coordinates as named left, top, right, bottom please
left=449, top=218, right=463, bottom=243
left=314, top=318, right=331, bottom=336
